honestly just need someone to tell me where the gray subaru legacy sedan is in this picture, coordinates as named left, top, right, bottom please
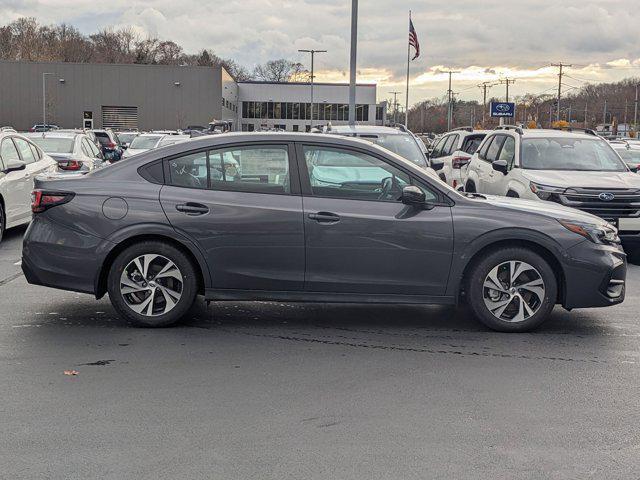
left=22, top=132, right=626, bottom=332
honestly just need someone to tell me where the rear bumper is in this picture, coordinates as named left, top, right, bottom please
left=562, top=241, right=627, bottom=309
left=22, top=216, right=103, bottom=295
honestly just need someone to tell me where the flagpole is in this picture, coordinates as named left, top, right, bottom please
left=404, top=10, right=411, bottom=128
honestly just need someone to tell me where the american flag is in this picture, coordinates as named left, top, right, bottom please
left=409, top=18, right=420, bottom=60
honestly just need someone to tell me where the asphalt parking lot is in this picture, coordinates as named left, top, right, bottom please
left=1, top=226, right=640, bottom=479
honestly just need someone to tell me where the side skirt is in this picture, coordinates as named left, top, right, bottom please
left=204, top=288, right=456, bottom=305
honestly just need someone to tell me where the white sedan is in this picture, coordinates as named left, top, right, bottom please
left=0, top=131, right=57, bottom=242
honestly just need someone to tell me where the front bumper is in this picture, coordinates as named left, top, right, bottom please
left=562, top=240, right=627, bottom=309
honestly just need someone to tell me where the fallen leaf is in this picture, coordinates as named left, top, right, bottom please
left=63, top=370, right=79, bottom=376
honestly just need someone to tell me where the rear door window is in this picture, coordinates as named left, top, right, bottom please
left=13, top=138, right=37, bottom=164
left=462, top=135, right=485, bottom=154
left=430, top=137, right=446, bottom=158
left=209, top=146, right=290, bottom=194
left=441, top=135, right=457, bottom=156
left=167, top=145, right=291, bottom=195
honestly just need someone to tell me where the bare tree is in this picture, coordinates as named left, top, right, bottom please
left=253, top=59, right=308, bottom=82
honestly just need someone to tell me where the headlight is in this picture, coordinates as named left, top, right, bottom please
left=558, top=219, right=620, bottom=245
left=530, top=182, right=566, bottom=200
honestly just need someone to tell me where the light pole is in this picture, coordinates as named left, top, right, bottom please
left=348, top=0, right=358, bottom=125
left=42, top=72, right=56, bottom=126
left=298, top=49, right=327, bottom=129
left=389, top=91, right=401, bottom=124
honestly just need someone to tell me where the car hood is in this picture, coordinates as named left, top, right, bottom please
left=522, top=169, right=640, bottom=189
left=124, top=148, right=149, bottom=157
left=480, top=194, right=609, bottom=226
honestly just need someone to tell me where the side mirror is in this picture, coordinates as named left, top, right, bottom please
left=401, top=185, right=426, bottom=206
left=4, top=159, right=26, bottom=173
left=492, top=159, right=509, bottom=175
left=430, top=158, right=444, bottom=171
left=122, top=143, right=129, bottom=150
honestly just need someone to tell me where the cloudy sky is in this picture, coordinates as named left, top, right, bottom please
left=3, top=0, right=640, bottom=105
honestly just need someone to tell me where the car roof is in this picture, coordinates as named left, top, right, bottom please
left=136, top=133, right=166, bottom=138
left=25, top=131, right=79, bottom=139
left=514, top=129, right=600, bottom=139
left=326, top=125, right=409, bottom=136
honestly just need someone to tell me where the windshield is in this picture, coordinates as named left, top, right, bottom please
left=358, top=133, right=427, bottom=167
left=129, top=136, right=162, bottom=150
left=118, top=133, right=137, bottom=144
left=30, top=137, right=74, bottom=153
left=521, top=137, right=628, bottom=172
left=616, top=148, right=640, bottom=165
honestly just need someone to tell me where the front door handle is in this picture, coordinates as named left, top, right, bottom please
left=308, top=211, right=340, bottom=223
left=176, top=203, right=209, bottom=215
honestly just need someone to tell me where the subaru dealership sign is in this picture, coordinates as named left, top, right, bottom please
left=490, top=102, right=515, bottom=118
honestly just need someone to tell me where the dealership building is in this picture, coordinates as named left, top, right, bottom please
left=0, top=61, right=385, bottom=132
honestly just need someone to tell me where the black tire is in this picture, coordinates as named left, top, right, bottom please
left=506, top=190, right=519, bottom=198
left=467, top=247, right=557, bottom=332
left=465, top=181, right=476, bottom=193
left=107, top=241, right=198, bottom=327
left=0, top=202, right=5, bottom=245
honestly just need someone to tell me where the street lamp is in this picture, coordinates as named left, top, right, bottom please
left=42, top=72, right=56, bottom=126
left=298, top=49, right=327, bottom=129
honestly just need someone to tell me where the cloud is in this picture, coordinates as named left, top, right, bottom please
left=2, top=0, right=640, bottom=104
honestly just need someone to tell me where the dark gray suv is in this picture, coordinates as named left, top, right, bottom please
left=22, top=133, right=626, bottom=332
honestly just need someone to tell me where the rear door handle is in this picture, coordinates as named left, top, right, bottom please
left=308, top=212, right=340, bottom=223
left=176, top=203, right=209, bottom=215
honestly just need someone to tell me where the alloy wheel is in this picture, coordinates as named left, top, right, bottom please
left=482, top=260, right=545, bottom=323
left=119, top=254, right=183, bottom=317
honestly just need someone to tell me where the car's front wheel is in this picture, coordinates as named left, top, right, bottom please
left=107, top=241, right=198, bottom=327
left=467, top=248, right=557, bottom=332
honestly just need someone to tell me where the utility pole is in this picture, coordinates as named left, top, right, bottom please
left=389, top=91, right=401, bottom=124
left=348, top=0, right=358, bottom=126
left=446, top=71, right=456, bottom=131
left=624, top=98, right=628, bottom=126
left=478, top=82, right=494, bottom=127
left=568, top=103, right=572, bottom=123
left=634, top=84, right=639, bottom=129
left=549, top=104, right=553, bottom=128
left=500, top=78, right=516, bottom=102
left=584, top=101, right=588, bottom=127
left=298, top=49, right=327, bottom=129
left=603, top=99, right=608, bottom=125
left=499, top=78, right=515, bottom=125
left=551, top=62, right=572, bottom=122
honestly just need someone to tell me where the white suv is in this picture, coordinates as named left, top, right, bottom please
left=429, top=128, right=488, bottom=189
left=0, top=131, right=57, bottom=242
left=463, top=126, right=640, bottom=252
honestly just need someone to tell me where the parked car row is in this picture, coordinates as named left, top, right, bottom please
left=426, top=125, right=640, bottom=259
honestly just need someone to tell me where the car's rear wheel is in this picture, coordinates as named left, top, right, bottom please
left=467, top=248, right=557, bottom=332
left=107, top=241, right=198, bottom=327
left=465, top=181, right=476, bottom=193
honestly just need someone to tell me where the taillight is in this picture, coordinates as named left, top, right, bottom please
left=58, top=160, right=83, bottom=171
left=31, top=190, right=75, bottom=213
left=106, top=142, right=116, bottom=149
left=452, top=156, right=471, bottom=169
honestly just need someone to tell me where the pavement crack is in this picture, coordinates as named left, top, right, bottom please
left=229, top=329, right=609, bottom=364
left=78, top=359, right=115, bottom=366
left=0, top=271, right=23, bottom=287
